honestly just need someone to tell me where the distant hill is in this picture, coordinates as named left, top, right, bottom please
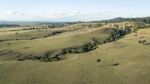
left=0, top=21, right=8, bottom=24
left=94, top=16, right=150, bottom=24
left=1, top=16, right=150, bottom=28
left=0, top=21, right=78, bottom=28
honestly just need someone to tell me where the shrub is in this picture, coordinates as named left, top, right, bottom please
left=112, top=63, right=119, bottom=66
left=138, top=40, right=146, bottom=44
left=97, top=59, right=101, bottom=62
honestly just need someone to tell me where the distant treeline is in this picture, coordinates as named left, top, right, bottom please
left=93, top=17, right=150, bottom=24
left=0, top=22, right=79, bottom=28
left=0, top=24, right=21, bottom=28
left=45, top=22, right=79, bottom=28
left=1, top=17, right=150, bottom=28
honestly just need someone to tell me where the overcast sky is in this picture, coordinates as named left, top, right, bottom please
left=0, top=0, right=150, bottom=21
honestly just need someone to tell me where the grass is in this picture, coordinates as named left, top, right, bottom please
left=0, top=22, right=150, bottom=84
left=0, top=25, right=110, bottom=60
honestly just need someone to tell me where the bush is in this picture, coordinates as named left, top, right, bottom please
left=111, top=63, right=119, bottom=66
left=138, top=40, right=146, bottom=45
left=97, top=59, right=101, bottom=62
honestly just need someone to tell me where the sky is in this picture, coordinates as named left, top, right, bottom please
left=0, top=0, right=150, bottom=21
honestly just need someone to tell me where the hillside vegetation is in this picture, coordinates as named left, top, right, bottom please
left=0, top=18, right=150, bottom=84
left=0, top=22, right=136, bottom=61
left=0, top=27, right=150, bottom=84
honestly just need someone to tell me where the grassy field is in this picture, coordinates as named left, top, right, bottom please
left=0, top=28, right=150, bottom=84
left=0, top=22, right=150, bottom=84
left=0, top=24, right=110, bottom=61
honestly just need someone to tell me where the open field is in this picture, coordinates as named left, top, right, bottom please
left=0, top=23, right=110, bottom=61
left=0, top=27, right=150, bottom=84
left=0, top=20, right=150, bottom=84
left=0, top=0, right=150, bottom=84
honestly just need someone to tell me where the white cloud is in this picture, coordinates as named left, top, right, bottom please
left=47, top=11, right=119, bottom=21
left=48, top=11, right=81, bottom=19
left=0, top=10, right=117, bottom=21
left=5, top=11, right=24, bottom=16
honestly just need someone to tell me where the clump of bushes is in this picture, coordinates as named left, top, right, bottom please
left=40, top=42, right=98, bottom=62
left=138, top=39, right=146, bottom=45
left=105, top=28, right=132, bottom=42
left=40, top=51, right=64, bottom=62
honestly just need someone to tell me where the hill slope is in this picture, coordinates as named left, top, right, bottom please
left=0, top=28, right=150, bottom=84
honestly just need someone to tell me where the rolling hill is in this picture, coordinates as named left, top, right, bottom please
left=0, top=18, right=150, bottom=84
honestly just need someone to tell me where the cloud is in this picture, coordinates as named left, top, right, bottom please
left=5, top=11, right=24, bottom=16
left=0, top=10, right=117, bottom=21
left=48, top=11, right=82, bottom=19
left=47, top=11, right=117, bottom=21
